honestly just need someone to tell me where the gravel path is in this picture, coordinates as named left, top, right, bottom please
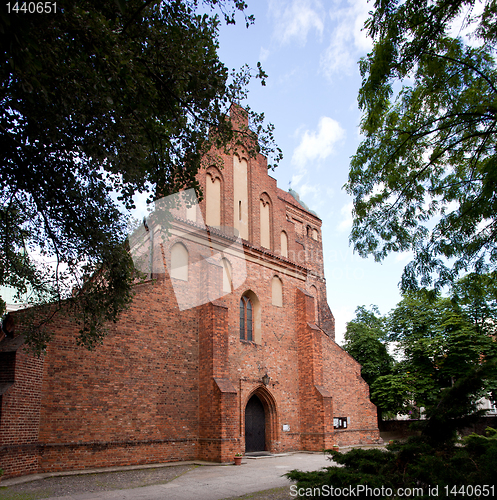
left=0, top=467, right=294, bottom=500
left=0, top=466, right=195, bottom=499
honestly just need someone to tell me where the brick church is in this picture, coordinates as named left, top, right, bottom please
left=0, top=107, right=380, bottom=479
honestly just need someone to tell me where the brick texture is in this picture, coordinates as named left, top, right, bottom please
left=0, top=106, right=380, bottom=479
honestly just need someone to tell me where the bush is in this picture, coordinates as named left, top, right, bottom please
left=286, top=429, right=497, bottom=499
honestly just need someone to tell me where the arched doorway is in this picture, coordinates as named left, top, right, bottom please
left=245, top=395, right=266, bottom=452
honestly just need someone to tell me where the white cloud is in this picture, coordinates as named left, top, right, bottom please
left=270, top=0, right=324, bottom=46
left=299, top=182, right=320, bottom=198
left=292, top=116, right=345, bottom=169
left=337, top=201, right=353, bottom=232
left=291, top=172, right=306, bottom=186
left=320, top=0, right=372, bottom=80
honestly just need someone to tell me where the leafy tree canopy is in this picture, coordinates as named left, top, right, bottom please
left=343, top=306, right=396, bottom=418
left=347, top=0, right=497, bottom=291
left=345, top=273, right=497, bottom=427
left=0, top=0, right=281, bottom=354
left=386, top=288, right=497, bottom=435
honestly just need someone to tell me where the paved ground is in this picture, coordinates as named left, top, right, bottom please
left=0, top=452, right=340, bottom=500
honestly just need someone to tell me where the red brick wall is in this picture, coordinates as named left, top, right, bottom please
left=224, top=255, right=304, bottom=454
left=32, top=278, right=199, bottom=476
left=323, top=340, right=380, bottom=446
left=0, top=345, right=44, bottom=477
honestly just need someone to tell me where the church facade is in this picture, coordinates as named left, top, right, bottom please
left=0, top=109, right=380, bottom=479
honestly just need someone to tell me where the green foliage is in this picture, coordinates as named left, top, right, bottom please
left=344, top=305, right=392, bottom=385
left=343, top=306, right=397, bottom=417
left=0, top=0, right=281, bottom=353
left=386, top=286, right=497, bottom=430
left=346, top=0, right=497, bottom=291
left=344, top=273, right=497, bottom=425
left=287, top=433, right=497, bottom=499
left=452, top=271, right=497, bottom=336
left=370, top=373, right=412, bottom=418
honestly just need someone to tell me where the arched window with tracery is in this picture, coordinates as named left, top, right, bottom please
left=240, top=296, right=253, bottom=341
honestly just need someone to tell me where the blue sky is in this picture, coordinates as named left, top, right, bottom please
left=216, top=0, right=412, bottom=344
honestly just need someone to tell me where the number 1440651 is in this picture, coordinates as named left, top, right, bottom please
left=6, top=2, right=57, bottom=13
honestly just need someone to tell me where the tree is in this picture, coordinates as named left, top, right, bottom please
left=376, top=276, right=497, bottom=441
left=0, top=0, right=281, bottom=354
left=344, top=305, right=391, bottom=386
left=346, top=0, right=497, bottom=291
left=345, top=273, right=497, bottom=428
left=387, top=292, right=495, bottom=431
left=343, top=306, right=398, bottom=419
left=451, top=270, right=497, bottom=337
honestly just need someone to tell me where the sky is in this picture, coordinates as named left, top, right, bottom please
left=214, top=0, right=411, bottom=344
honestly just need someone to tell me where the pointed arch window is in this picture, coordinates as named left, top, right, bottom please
left=260, top=193, right=271, bottom=250
left=280, top=231, right=288, bottom=258
left=206, top=169, right=222, bottom=227
left=170, top=242, right=188, bottom=281
left=272, top=276, right=283, bottom=307
left=240, top=296, right=253, bottom=341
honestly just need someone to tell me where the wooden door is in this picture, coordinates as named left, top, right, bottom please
left=245, top=395, right=265, bottom=452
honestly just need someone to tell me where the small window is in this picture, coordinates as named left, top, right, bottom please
left=280, top=231, right=288, bottom=258
left=240, top=296, right=253, bottom=341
